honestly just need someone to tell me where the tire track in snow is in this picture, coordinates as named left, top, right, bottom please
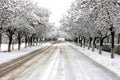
left=38, top=47, right=61, bottom=80
left=23, top=47, right=57, bottom=80
left=60, top=46, right=76, bottom=80
left=0, top=46, right=57, bottom=80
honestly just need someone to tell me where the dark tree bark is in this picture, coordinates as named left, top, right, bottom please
left=18, top=35, right=21, bottom=50
left=28, top=37, right=30, bottom=47
left=74, top=37, right=78, bottom=43
left=0, top=26, right=3, bottom=52
left=79, top=39, right=82, bottom=47
left=17, top=31, right=23, bottom=50
left=7, top=29, right=15, bottom=52
left=106, top=8, right=115, bottom=58
left=99, top=37, right=103, bottom=54
left=83, top=37, right=86, bottom=48
left=118, top=33, right=120, bottom=44
left=28, top=37, right=31, bottom=47
left=29, top=36, right=33, bottom=47
left=111, top=31, right=115, bottom=58
left=8, top=35, right=12, bottom=52
left=0, top=33, right=1, bottom=52
left=79, top=36, right=84, bottom=47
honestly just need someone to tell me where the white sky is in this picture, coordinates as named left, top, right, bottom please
left=31, top=0, right=73, bottom=26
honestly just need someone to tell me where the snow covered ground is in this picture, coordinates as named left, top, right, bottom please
left=68, top=42, right=120, bottom=77
left=0, top=42, right=119, bottom=80
left=0, top=43, right=51, bottom=65
left=1, top=44, right=25, bottom=51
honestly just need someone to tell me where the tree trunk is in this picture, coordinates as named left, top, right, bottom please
left=29, top=37, right=32, bottom=47
left=80, top=40, right=82, bottom=47
left=92, top=37, right=98, bottom=51
left=18, top=36, right=21, bottom=50
left=8, top=36, right=12, bottom=52
left=74, top=37, right=78, bottom=43
left=83, top=37, right=86, bottom=48
left=99, top=45, right=102, bottom=54
left=92, top=44, right=95, bottom=51
left=0, top=34, right=1, bottom=52
left=31, top=37, right=33, bottom=46
left=111, top=31, right=115, bottom=58
left=28, top=37, right=31, bottom=47
left=118, top=34, right=120, bottom=44
left=25, top=35, right=28, bottom=48
left=99, top=37, right=103, bottom=54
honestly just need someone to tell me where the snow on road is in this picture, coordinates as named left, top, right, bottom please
left=0, top=42, right=120, bottom=80
left=60, top=43, right=119, bottom=80
left=68, top=42, right=120, bottom=77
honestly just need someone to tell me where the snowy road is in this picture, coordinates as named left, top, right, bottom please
left=1, top=42, right=120, bottom=80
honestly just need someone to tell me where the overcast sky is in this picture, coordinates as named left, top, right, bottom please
left=31, top=0, right=73, bottom=26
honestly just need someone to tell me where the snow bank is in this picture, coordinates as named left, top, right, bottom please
left=0, top=43, right=51, bottom=65
left=68, top=42, right=120, bottom=77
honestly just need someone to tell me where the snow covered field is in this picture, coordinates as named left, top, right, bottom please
left=0, top=43, right=51, bottom=65
left=68, top=42, right=120, bottom=77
